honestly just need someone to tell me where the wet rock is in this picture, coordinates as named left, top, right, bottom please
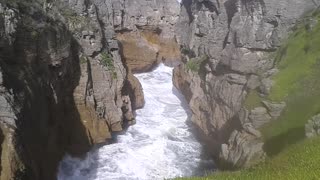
left=126, top=72, right=145, bottom=110
left=122, top=95, right=135, bottom=125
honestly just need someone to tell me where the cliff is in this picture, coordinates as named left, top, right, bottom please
left=2, top=0, right=319, bottom=179
left=174, top=0, right=319, bottom=168
left=0, top=0, right=142, bottom=179
left=114, top=0, right=181, bottom=72
left=178, top=7, right=320, bottom=179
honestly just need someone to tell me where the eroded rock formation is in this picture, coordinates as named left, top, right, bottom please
left=0, top=0, right=144, bottom=179
left=114, top=0, right=181, bottom=72
left=174, top=0, right=318, bottom=168
left=2, top=0, right=318, bottom=178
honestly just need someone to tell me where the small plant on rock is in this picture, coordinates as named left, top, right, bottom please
left=186, top=55, right=209, bottom=72
left=80, top=56, right=87, bottom=64
left=101, top=52, right=117, bottom=79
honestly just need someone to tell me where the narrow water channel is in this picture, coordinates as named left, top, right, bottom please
left=58, top=64, right=214, bottom=180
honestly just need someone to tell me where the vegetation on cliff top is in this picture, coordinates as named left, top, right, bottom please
left=177, top=137, right=320, bottom=180
left=178, top=10, right=320, bottom=180
left=262, top=10, right=320, bottom=156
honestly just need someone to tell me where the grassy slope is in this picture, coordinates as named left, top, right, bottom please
left=177, top=137, right=320, bottom=180
left=262, top=11, right=320, bottom=156
left=178, top=11, right=320, bottom=180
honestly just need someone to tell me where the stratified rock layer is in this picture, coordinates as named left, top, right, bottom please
left=174, top=0, right=317, bottom=168
left=0, top=0, right=142, bottom=179
left=114, top=0, right=181, bottom=72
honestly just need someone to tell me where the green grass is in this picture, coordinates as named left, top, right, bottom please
left=186, top=56, right=208, bottom=72
left=80, top=56, right=87, bottom=64
left=261, top=13, right=320, bottom=155
left=176, top=137, right=320, bottom=180
left=101, top=52, right=117, bottom=79
left=101, top=52, right=113, bottom=69
left=269, top=18, right=320, bottom=101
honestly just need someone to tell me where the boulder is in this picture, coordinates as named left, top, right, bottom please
left=259, top=78, right=274, bottom=95
left=126, top=72, right=145, bottom=110
left=247, top=75, right=261, bottom=90
left=262, top=101, right=286, bottom=118
left=305, top=114, right=320, bottom=138
left=249, top=107, right=272, bottom=128
left=219, top=127, right=265, bottom=169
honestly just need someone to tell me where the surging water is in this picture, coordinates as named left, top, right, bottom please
left=58, top=64, right=214, bottom=180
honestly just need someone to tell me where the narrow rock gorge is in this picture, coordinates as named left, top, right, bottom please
left=0, top=0, right=182, bottom=179
left=1, top=0, right=320, bottom=179
left=114, top=0, right=181, bottom=72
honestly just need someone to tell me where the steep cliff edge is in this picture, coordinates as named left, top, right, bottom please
left=178, top=9, right=320, bottom=179
left=0, top=0, right=139, bottom=179
left=174, top=0, right=319, bottom=168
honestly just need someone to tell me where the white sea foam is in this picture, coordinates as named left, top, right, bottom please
left=57, top=64, right=214, bottom=180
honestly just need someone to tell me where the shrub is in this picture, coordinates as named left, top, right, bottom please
left=186, top=55, right=209, bottom=72
left=181, top=47, right=190, bottom=55
left=101, top=52, right=114, bottom=69
left=101, top=52, right=117, bottom=79
left=80, top=56, right=87, bottom=64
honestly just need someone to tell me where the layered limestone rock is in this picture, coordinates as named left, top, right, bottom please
left=0, top=0, right=139, bottom=179
left=113, top=0, right=181, bottom=72
left=174, top=0, right=318, bottom=168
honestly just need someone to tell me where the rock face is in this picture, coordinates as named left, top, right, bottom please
left=305, top=114, right=320, bottom=138
left=262, top=101, right=286, bottom=118
left=174, top=0, right=317, bottom=168
left=114, top=0, right=181, bottom=72
left=220, top=124, right=265, bottom=169
left=0, top=0, right=144, bottom=179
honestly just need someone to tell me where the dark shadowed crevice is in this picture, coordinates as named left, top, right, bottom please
left=223, top=31, right=230, bottom=49
left=0, top=5, right=91, bottom=179
left=203, top=0, right=220, bottom=14
left=183, top=0, right=194, bottom=23
left=224, top=0, right=237, bottom=28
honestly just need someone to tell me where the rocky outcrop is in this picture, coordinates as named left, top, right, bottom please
left=305, top=114, right=320, bottom=138
left=262, top=101, right=286, bottom=119
left=113, top=0, right=181, bottom=72
left=174, top=0, right=318, bottom=168
left=125, top=71, right=145, bottom=110
left=0, top=0, right=140, bottom=179
left=220, top=123, right=265, bottom=169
